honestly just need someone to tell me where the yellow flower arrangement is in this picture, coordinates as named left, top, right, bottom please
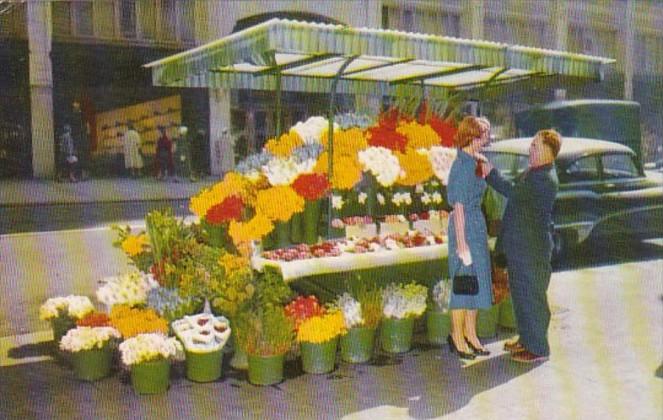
left=395, top=149, right=435, bottom=186
left=396, top=121, right=441, bottom=150
left=189, top=172, right=256, bottom=218
left=326, top=127, right=368, bottom=156
left=264, top=130, right=304, bottom=158
left=219, top=253, right=250, bottom=274
left=228, top=213, right=274, bottom=245
left=121, top=233, right=149, bottom=256
left=255, top=186, right=305, bottom=222
left=296, top=310, right=347, bottom=344
left=314, top=152, right=363, bottom=190
left=109, top=304, right=169, bottom=338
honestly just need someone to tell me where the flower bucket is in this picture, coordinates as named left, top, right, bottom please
left=71, top=346, right=113, bottom=381
left=303, top=200, right=321, bottom=245
left=204, top=221, right=235, bottom=252
left=247, top=354, right=285, bottom=386
left=130, top=359, right=170, bottom=395
left=340, top=327, right=375, bottom=364
left=290, top=212, right=304, bottom=244
left=185, top=349, right=223, bottom=383
left=274, top=221, right=291, bottom=249
left=426, top=310, right=451, bottom=346
left=51, top=317, right=76, bottom=346
left=380, top=317, right=415, bottom=354
left=477, top=305, right=500, bottom=338
left=230, top=346, right=249, bottom=370
left=301, top=338, right=338, bottom=374
left=499, top=295, right=517, bottom=329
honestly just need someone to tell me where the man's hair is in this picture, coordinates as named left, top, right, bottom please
left=537, top=129, right=562, bottom=157
left=454, top=116, right=484, bottom=148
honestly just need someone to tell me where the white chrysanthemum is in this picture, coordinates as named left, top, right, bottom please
left=332, top=195, right=345, bottom=210
left=358, top=147, right=402, bottom=187
left=59, top=327, right=120, bottom=352
left=39, top=296, right=95, bottom=321
left=119, top=333, right=184, bottom=366
left=291, top=116, right=337, bottom=144
left=96, top=272, right=158, bottom=308
left=336, top=293, right=364, bottom=329
left=431, top=192, right=443, bottom=204
left=262, top=157, right=300, bottom=186
left=432, top=279, right=452, bottom=312
left=357, top=192, right=367, bottom=204
left=428, top=146, right=457, bottom=185
left=382, top=283, right=428, bottom=319
left=377, top=193, right=385, bottom=205
left=392, top=192, right=412, bottom=207
left=171, top=314, right=231, bottom=353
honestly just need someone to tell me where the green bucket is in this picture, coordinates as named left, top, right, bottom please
left=301, top=338, right=338, bottom=374
left=247, top=354, right=285, bottom=386
left=130, top=359, right=171, bottom=395
left=477, top=305, right=499, bottom=338
left=290, top=212, right=304, bottom=244
left=340, top=327, right=376, bottom=364
left=303, top=200, right=321, bottom=245
left=380, top=317, right=415, bottom=354
left=185, top=349, right=223, bottom=383
left=426, top=310, right=451, bottom=346
left=71, top=346, right=113, bottom=381
left=51, top=317, right=76, bottom=346
left=499, top=296, right=517, bottom=329
left=274, top=221, right=291, bottom=249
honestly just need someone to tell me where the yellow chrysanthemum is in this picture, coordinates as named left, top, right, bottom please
left=264, top=130, right=304, bottom=158
left=219, top=253, right=250, bottom=274
left=109, top=305, right=169, bottom=338
left=326, top=128, right=369, bottom=156
left=189, top=172, right=256, bottom=217
left=396, top=149, right=434, bottom=186
left=397, top=121, right=441, bottom=150
left=228, top=214, right=274, bottom=245
left=297, top=310, right=347, bottom=343
left=255, top=186, right=305, bottom=222
left=121, top=234, right=149, bottom=256
left=313, top=152, right=363, bottom=191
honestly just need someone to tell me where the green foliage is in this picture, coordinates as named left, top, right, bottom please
left=110, top=224, right=154, bottom=273
left=234, top=305, right=295, bottom=357
left=347, top=276, right=383, bottom=329
left=251, top=267, right=295, bottom=310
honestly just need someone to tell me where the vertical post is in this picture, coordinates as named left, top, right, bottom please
left=552, top=0, right=568, bottom=50
left=622, top=0, right=635, bottom=100
left=275, top=72, right=282, bottom=137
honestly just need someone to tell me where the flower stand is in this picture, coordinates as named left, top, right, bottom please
left=426, top=310, right=451, bottom=346
left=499, top=295, right=517, bottom=329
left=130, top=359, right=171, bottom=394
left=301, top=338, right=339, bottom=374
left=247, top=354, right=285, bottom=386
left=185, top=349, right=223, bottom=383
left=340, top=327, right=376, bottom=364
left=303, top=199, right=321, bottom=245
left=380, top=317, right=415, bottom=353
left=71, top=346, right=113, bottom=381
left=476, top=305, right=500, bottom=338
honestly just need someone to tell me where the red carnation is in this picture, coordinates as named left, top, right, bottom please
left=292, top=173, right=330, bottom=201
left=205, top=195, right=244, bottom=225
left=428, top=115, right=457, bottom=147
left=367, top=126, right=408, bottom=153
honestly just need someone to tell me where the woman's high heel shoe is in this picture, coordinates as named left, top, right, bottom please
left=465, top=337, right=490, bottom=356
left=447, top=335, right=476, bottom=360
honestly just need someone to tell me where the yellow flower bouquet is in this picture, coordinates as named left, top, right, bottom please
left=297, top=309, right=347, bottom=374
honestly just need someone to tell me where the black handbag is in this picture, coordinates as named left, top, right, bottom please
left=453, top=275, right=479, bottom=295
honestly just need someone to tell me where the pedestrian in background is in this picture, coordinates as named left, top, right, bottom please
left=70, top=101, right=90, bottom=180
left=155, top=126, right=174, bottom=180
left=190, top=128, right=207, bottom=180
left=58, top=124, right=78, bottom=183
left=123, top=122, right=144, bottom=178
left=174, top=125, right=193, bottom=181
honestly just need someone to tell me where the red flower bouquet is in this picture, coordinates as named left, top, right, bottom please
left=427, top=115, right=457, bottom=148
left=205, top=195, right=244, bottom=225
left=292, top=173, right=331, bottom=201
left=76, top=311, right=111, bottom=327
left=285, top=295, right=326, bottom=330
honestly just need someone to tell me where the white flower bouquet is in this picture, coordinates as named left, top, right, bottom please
left=431, top=279, right=452, bottom=312
left=171, top=313, right=231, bottom=354
left=39, top=295, right=95, bottom=321
left=382, top=283, right=428, bottom=319
left=59, top=326, right=120, bottom=353
left=336, top=293, right=364, bottom=329
left=262, top=156, right=300, bottom=186
left=427, top=146, right=457, bottom=185
left=291, top=116, right=336, bottom=144
left=392, top=192, right=413, bottom=207
left=96, top=272, right=159, bottom=309
left=119, top=333, right=184, bottom=366
left=358, top=147, right=402, bottom=187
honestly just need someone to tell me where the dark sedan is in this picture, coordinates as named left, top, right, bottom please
left=483, top=137, right=663, bottom=258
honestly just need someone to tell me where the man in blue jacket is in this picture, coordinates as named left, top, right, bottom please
left=483, top=129, right=562, bottom=363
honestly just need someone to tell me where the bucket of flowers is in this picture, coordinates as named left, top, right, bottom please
left=295, top=303, right=347, bottom=374
left=172, top=313, right=231, bottom=383
left=59, top=326, right=120, bottom=381
left=336, top=285, right=383, bottom=364
left=291, top=172, right=331, bottom=244
left=119, top=333, right=184, bottom=395
left=427, top=279, right=452, bottom=346
left=39, top=295, right=96, bottom=348
left=380, top=283, right=428, bottom=353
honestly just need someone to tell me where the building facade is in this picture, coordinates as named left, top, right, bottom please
left=1, top=0, right=661, bottom=178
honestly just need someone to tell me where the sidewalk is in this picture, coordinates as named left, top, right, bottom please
left=0, top=177, right=216, bottom=206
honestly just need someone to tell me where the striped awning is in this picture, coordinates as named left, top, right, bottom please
left=144, top=18, right=615, bottom=95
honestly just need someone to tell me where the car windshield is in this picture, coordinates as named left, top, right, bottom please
left=484, top=152, right=529, bottom=180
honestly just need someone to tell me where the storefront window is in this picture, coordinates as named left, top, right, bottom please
left=120, top=0, right=137, bottom=38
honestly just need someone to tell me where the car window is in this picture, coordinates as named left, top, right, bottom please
left=601, top=153, right=640, bottom=178
left=561, top=156, right=600, bottom=183
left=484, top=152, right=528, bottom=180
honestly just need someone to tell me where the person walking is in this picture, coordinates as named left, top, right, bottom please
left=190, top=128, right=208, bottom=180
left=446, top=116, right=493, bottom=360
left=482, top=129, right=562, bottom=363
left=70, top=101, right=90, bottom=180
left=155, top=126, right=174, bottom=180
left=58, top=125, right=78, bottom=183
left=174, top=125, right=193, bottom=181
left=123, top=122, right=144, bottom=178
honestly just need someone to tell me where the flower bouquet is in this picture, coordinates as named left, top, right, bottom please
left=109, top=305, right=169, bottom=339
left=60, top=326, right=120, bottom=381
left=291, top=173, right=330, bottom=244
left=427, top=279, right=452, bottom=346
left=172, top=313, right=231, bottom=382
left=381, top=283, right=428, bottom=353
left=112, top=226, right=153, bottom=273
left=336, top=286, right=382, bottom=363
left=296, top=308, right=347, bottom=374
left=96, top=272, right=159, bottom=310
left=119, top=333, right=184, bottom=394
left=39, top=295, right=96, bottom=346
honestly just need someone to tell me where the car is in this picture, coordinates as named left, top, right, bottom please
left=483, top=137, right=663, bottom=259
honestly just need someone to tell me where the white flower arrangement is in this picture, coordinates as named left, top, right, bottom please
left=59, top=326, right=120, bottom=353
left=96, top=272, right=159, bottom=309
left=358, top=192, right=368, bottom=204
left=428, top=146, right=457, bottom=185
left=358, top=147, right=402, bottom=187
left=119, top=333, right=184, bottom=366
left=261, top=157, right=300, bottom=186
left=39, top=295, right=95, bottom=321
left=171, top=314, right=231, bottom=354
left=431, top=192, right=443, bottom=204
left=415, top=184, right=424, bottom=194
left=377, top=193, right=385, bottom=205
left=392, top=192, right=413, bottom=207
left=382, top=283, right=428, bottom=319
left=432, top=279, right=452, bottom=312
left=291, top=116, right=336, bottom=144
left=336, top=293, right=364, bottom=329
left=331, top=194, right=345, bottom=210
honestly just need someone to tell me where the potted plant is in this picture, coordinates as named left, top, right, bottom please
left=336, top=287, right=382, bottom=364
left=119, top=333, right=184, bottom=395
left=59, top=326, right=120, bottom=381
left=291, top=173, right=331, bottom=244
left=39, top=295, right=96, bottom=347
left=380, top=283, right=428, bottom=353
left=296, top=308, right=347, bottom=374
left=172, top=313, right=231, bottom=383
left=427, top=279, right=452, bottom=346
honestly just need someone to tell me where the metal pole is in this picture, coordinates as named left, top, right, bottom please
left=275, top=71, right=282, bottom=137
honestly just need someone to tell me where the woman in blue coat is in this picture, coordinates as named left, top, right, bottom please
left=446, top=116, right=493, bottom=360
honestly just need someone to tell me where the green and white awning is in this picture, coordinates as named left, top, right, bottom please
left=144, top=18, right=615, bottom=95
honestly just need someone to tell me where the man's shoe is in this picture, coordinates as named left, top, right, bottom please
left=504, top=340, right=525, bottom=353
left=511, top=350, right=548, bottom=363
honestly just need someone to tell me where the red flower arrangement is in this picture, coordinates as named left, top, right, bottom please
left=417, top=101, right=457, bottom=147
left=285, top=295, right=326, bottom=330
left=76, top=311, right=111, bottom=327
left=292, top=173, right=331, bottom=201
left=205, top=195, right=244, bottom=225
